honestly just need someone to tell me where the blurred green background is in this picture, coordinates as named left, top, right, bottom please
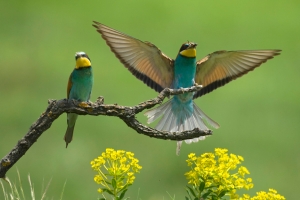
left=1, top=0, right=299, bottom=199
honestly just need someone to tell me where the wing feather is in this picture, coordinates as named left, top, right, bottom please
left=67, top=73, right=72, bottom=99
left=93, top=21, right=174, bottom=92
left=194, top=50, right=281, bottom=98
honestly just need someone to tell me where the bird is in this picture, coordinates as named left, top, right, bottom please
left=64, top=52, right=94, bottom=148
left=92, top=21, right=281, bottom=155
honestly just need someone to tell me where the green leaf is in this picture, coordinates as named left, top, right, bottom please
left=211, top=193, right=218, bottom=200
left=210, top=192, right=217, bottom=197
left=205, top=185, right=218, bottom=189
left=186, top=186, right=197, bottom=198
left=185, top=196, right=190, bottom=200
left=218, top=190, right=227, bottom=198
left=119, top=189, right=128, bottom=200
left=199, top=181, right=205, bottom=192
left=199, top=176, right=204, bottom=182
left=116, top=176, right=125, bottom=183
left=118, top=185, right=128, bottom=193
left=186, top=188, right=192, bottom=199
left=98, top=198, right=106, bottom=200
left=112, top=179, right=117, bottom=189
left=102, top=188, right=114, bottom=195
left=212, top=194, right=220, bottom=200
left=202, top=190, right=212, bottom=199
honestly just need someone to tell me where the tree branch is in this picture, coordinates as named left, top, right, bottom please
left=0, top=85, right=212, bottom=178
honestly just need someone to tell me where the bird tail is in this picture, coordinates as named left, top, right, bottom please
left=144, top=99, right=219, bottom=155
left=64, top=113, right=78, bottom=148
left=64, top=126, right=75, bottom=148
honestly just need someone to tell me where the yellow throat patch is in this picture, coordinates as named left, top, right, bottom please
left=180, top=48, right=196, bottom=58
left=76, top=57, right=91, bottom=69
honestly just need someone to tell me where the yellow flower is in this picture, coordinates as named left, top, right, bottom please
left=238, top=166, right=250, bottom=177
left=188, top=153, right=196, bottom=159
left=269, top=189, right=277, bottom=193
left=249, top=189, right=285, bottom=200
left=94, top=175, right=103, bottom=184
left=230, top=192, right=239, bottom=199
left=238, top=155, right=244, bottom=161
left=91, top=148, right=142, bottom=196
left=215, top=148, right=228, bottom=155
left=185, top=148, right=253, bottom=199
left=241, top=194, right=250, bottom=199
left=97, top=188, right=103, bottom=194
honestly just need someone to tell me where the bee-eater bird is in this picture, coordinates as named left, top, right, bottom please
left=92, top=21, right=281, bottom=154
left=64, top=52, right=93, bottom=148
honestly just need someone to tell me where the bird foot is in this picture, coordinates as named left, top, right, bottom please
left=79, top=102, right=90, bottom=108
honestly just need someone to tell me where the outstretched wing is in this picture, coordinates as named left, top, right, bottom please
left=194, top=50, right=281, bottom=98
left=93, top=21, right=174, bottom=92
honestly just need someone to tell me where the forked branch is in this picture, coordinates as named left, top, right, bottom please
left=0, top=85, right=212, bottom=178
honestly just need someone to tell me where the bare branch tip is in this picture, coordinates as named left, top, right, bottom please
left=96, top=96, right=104, bottom=105
left=47, top=99, right=55, bottom=104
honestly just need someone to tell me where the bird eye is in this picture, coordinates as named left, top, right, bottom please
left=179, top=43, right=190, bottom=52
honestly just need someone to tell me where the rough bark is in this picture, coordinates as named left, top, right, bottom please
left=0, top=85, right=212, bottom=178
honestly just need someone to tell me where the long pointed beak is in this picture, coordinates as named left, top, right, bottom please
left=191, top=43, right=197, bottom=48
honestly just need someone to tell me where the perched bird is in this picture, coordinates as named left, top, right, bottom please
left=92, top=21, right=281, bottom=154
left=64, top=52, right=93, bottom=147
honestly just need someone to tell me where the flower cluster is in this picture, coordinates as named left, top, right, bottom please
left=185, top=148, right=253, bottom=199
left=241, top=189, right=285, bottom=200
left=91, top=148, right=142, bottom=199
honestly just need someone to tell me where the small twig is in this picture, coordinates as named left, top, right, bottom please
left=0, top=85, right=212, bottom=178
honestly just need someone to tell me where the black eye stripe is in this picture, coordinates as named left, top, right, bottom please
left=75, top=54, right=91, bottom=61
left=178, top=42, right=197, bottom=53
left=179, top=43, right=189, bottom=52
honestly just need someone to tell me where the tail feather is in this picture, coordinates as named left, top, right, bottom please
left=64, top=125, right=75, bottom=148
left=145, top=98, right=219, bottom=155
left=185, top=112, right=192, bottom=130
left=167, top=111, right=176, bottom=131
left=156, top=102, right=173, bottom=131
left=146, top=101, right=171, bottom=124
left=190, top=115, right=201, bottom=143
left=176, top=141, right=183, bottom=155
left=64, top=113, right=78, bottom=148
left=192, top=107, right=209, bottom=130
left=184, top=114, right=193, bottom=144
left=164, top=106, right=176, bottom=132
left=184, top=112, right=191, bottom=130
left=193, top=104, right=220, bottom=129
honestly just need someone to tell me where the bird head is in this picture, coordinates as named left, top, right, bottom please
left=179, top=42, right=197, bottom=58
left=75, top=52, right=91, bottom=69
